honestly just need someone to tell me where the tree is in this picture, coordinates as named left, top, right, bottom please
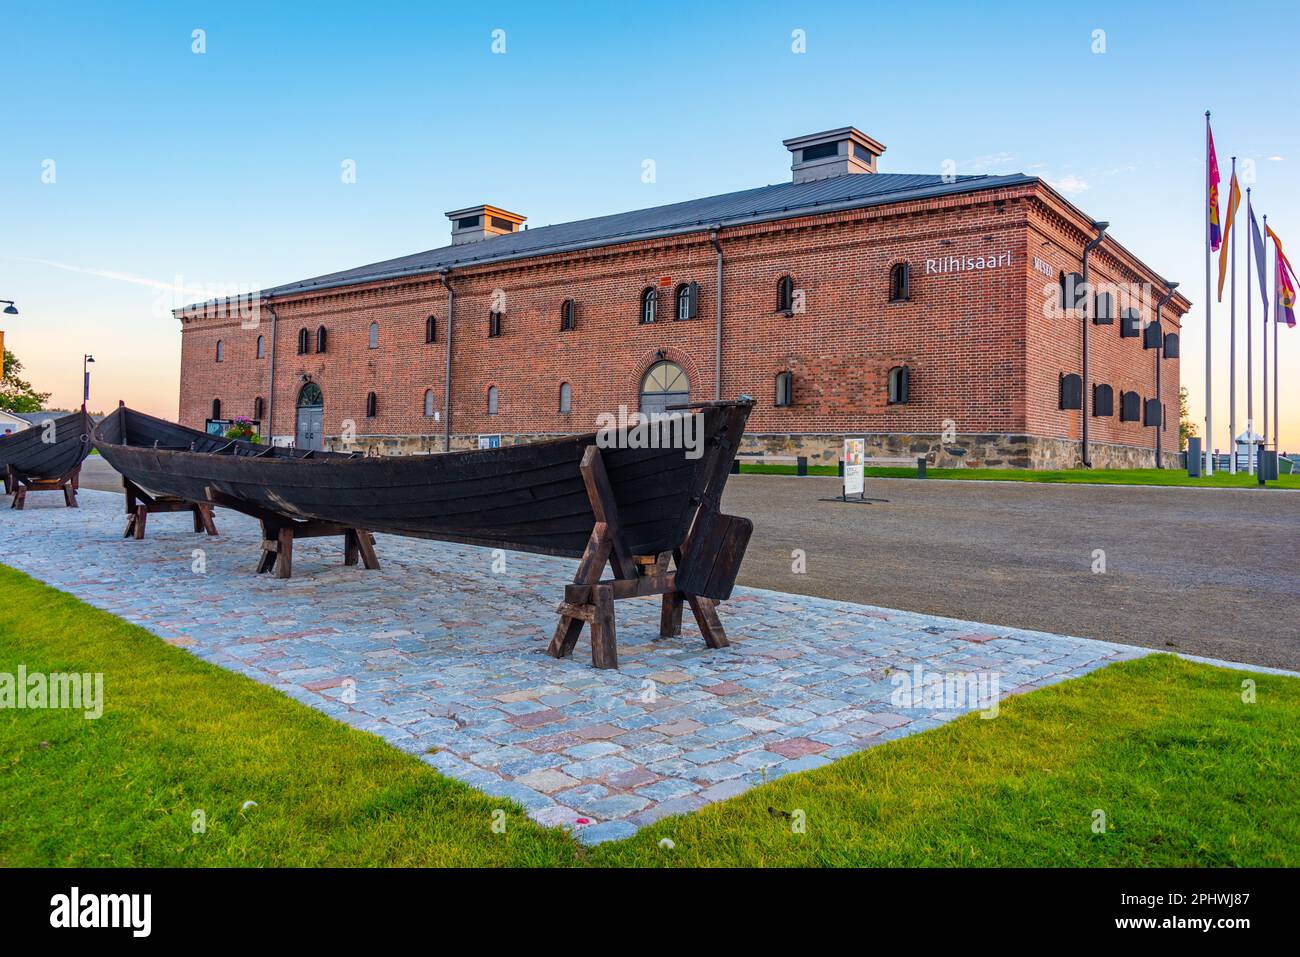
left=0, top=349, right=51, bottom=413
left=1179, top=386, right=1196, bottom=452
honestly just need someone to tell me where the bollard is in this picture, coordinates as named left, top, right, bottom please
left=916, top=457, right=927, bottom=479
left=796, top=456, right=808, bottom=477
left=730, top=459, right=740, bottom=475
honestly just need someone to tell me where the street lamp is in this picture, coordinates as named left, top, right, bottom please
left=0, top=300, right=16, bottom=379
left=83, top=355, right=95, bottom=411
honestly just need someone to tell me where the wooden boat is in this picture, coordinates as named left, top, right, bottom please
left=92, top=404, right=345, bottom=539
left=0, top=410, right=92, bottom=508
left=93, top=399, right=756, bottom=668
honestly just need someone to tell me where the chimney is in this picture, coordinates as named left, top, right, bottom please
left=445, top=204, right=526, bottom=245
left=782, top=127, right=886, bottom=184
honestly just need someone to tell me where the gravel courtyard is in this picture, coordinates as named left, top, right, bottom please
left=724, top=475, right=1300, bottom=671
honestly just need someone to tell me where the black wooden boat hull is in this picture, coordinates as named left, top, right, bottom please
left=93, top=404, right=750, bottom=559
left=93, top=405, right=347, bottom=507
left=0, top=411, right=92, bottom=480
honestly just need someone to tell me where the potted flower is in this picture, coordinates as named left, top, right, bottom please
left=224, top=416, right=262, bottom=444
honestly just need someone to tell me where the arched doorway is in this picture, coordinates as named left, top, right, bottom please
left=296, top=381, right=324, bottom=451
left=639, top=360, right=689, bottom=415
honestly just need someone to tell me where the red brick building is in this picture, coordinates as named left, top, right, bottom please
left=179, top=127, right=1191, bottom=468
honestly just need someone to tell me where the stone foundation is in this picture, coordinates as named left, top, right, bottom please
left=736, top=432, right=1183, bottom=470
left=313, top=430, right=1184, bottom=471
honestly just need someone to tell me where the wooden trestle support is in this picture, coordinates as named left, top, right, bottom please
left=204, top=487, right=380, bottom=580
left=9, top=465, right=81, bottom=510
left=547, top=401, right=753, bottom=670
left=122, top=477, right=218, bottom=539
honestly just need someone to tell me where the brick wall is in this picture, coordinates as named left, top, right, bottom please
left=178, top=181, right=1189, bottom=467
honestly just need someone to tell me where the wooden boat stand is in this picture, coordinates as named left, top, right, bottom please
left=9, top=465, right=81, bottom=510
left=204, top=487, right=379, bottom=580
left=122, top=476, right=217, bottom=539
left=548, top=403, right=753, bottom=670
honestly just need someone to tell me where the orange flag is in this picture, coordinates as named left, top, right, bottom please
left=1217, top=172, right=1241, bottom=301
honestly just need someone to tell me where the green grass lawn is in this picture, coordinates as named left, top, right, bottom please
left=1, top=564, right=1296, bottom=867
left=740, top=462, right=1300, bottom=488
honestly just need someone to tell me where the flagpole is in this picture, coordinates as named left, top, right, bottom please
left=1276, top=247, right=1281, bottom=454
left=1205, top=112, right=1214, bottom=475
left=1246, top=187, right=1254, bottom=473
left=1229, top=156, right=1237, bottom=473
left=1263, top=213, right=1270, bottom=456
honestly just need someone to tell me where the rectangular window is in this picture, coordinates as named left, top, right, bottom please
left=852, top=142, right=875, bottom=163
left=490, top=216, right=515, bottom=231
left=488, top=311, right=502, bottom=337
left=457, top=216, right=480, bottom=229
left=801, top=142, right=838, bottom=162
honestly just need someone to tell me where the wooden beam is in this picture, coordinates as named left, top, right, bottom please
left=579, top=446, right=634, bottom=579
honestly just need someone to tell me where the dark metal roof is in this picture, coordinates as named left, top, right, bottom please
left=250, top=171, right=1038, bottom=301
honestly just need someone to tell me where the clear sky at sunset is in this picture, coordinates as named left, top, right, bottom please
left=3, top=0, right=1298, bottom=449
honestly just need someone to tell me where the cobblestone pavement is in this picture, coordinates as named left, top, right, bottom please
left=1, top=491, right=1149, bottom=844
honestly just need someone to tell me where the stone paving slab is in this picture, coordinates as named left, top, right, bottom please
left=0, top=490, right=1151, bottom=843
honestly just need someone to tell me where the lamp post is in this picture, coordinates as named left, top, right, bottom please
left=82, top=355, right=95, bottom=412
left=0, top=300, right=17, bottom=380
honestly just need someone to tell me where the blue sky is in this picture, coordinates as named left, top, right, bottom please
left=2, top=0, right=1297, bottom=448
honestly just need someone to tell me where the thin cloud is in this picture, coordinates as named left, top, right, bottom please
left=1, top=256, right=208, bottom=294
left=963, top=151, right=1016, bottom=173
left=1048, top=174, right=1089, bottom=195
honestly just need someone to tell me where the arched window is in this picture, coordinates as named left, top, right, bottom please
left=889, top=263, right=910, bottom=303
left=774, top=371, right=794, bottom=408
left=424, top=389, right=435, bottom=417
left=253, top=396, right=265, bottom=420
left=558, top=382, right=572, bottom=414
left=560, top=299, right=576, bottom=331
left=316, top=325, right=328, bottom=353
left=256, top=335, right=265, bottom=359
left=1060, top=271, right=1085, bottom=312
left=888, top=366, right=911, bottom=405
left=211, top=399, right=222, bottom=420
left=1059, top=372, right=1083, bottom=410
left=639, top=360, right=689, bottom=414
left=297, top=382, right=323, bottom=407
left=1119, top=390, right=1141, bottom=422
left=425, top=315, right=437, bottom=343
left=1143, top=397, right=1162, bottom=427
left=488, top=311, right=503, bottom=337
left=675, top=282, right=698, bottom=321
left=1143, top=321, right=1162, bottom=350
left=1092, top=384, right=1114, bottom=417
left=1094, top=291, right=1115, bottom=325
left=640, top=287, right=657, bottom=324
left=1163, top=332, right=1180, bottom=358
left=487, top=385, right=499, bottom=415
left=776, top=276, right=795, bottom=313
left=365, top=392, right=377, bottom=418
left=297, top=328, right=310, bottom=355
left=215, top=339, right=223, bottom=362
left=368, top=322, right=379, bottom=349
left=1120, top=308, right=1141, bottom=338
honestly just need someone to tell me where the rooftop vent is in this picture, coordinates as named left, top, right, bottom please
left=782, top=127, right=886, bottom=184
left=445, top=204, right=526, bottom=245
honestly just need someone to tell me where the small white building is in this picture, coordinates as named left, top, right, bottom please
left=0, top=410, right=32, bottom=437
left=1234, top=427, right=1264, bottom=471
